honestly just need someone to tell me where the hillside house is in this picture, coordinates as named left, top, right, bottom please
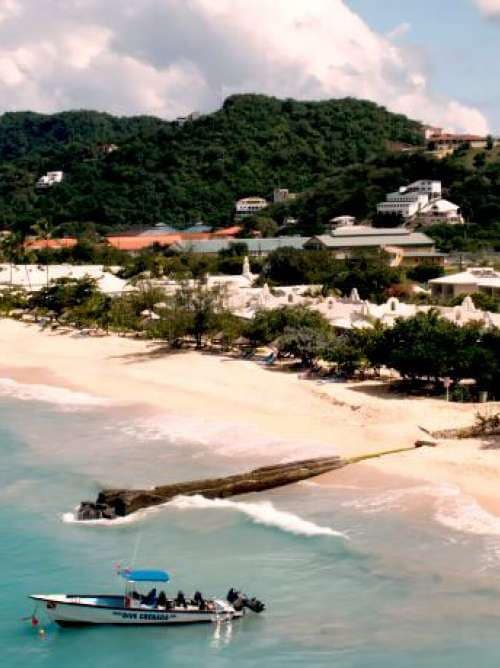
left=235, top=196, right=268, bottom=218
left=36, top=171, right=64, bottom=188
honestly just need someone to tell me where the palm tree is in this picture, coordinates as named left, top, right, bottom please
left=31, top=219, right=56, bottom=287
left=0, top=232, right=25, bottom=285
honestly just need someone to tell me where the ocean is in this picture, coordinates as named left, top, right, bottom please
left=2, top=379, right=500, bottom=667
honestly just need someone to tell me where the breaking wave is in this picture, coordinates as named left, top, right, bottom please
left=342, top=482, right=500, bottom=537
left=0, top=377, right=111, bottom=408
left=170, top=495, right=346, bottom=538
left=434, top=489, right=500, bottom=536
left=63, top=495, right=347, bottom=538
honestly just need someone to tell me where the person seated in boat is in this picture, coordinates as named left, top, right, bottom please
left=193, top=591, right=206, bottom=611
left=157, top=591, right=167, bottom=609
left=141, top=588, right=157, bottom=607
left=175, top=591, right=187, bottom=608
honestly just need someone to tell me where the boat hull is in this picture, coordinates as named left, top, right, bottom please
left=30, top=595, right=240, bottom=626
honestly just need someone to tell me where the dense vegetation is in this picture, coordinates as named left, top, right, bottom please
left=2, top=94, right=500, bottom=250
left=269, top=150, right=500, bottom=247
left=0, top=95, right=422, bottom=235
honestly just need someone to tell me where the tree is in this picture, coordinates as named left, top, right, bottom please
left=381, top=311, right=466, bottom=382
left=29, top=276, right=101, bottom=318
left=473, top=152, right=486, bottom=170
left=277, top=325, right=334, bottom=367
left=174, top=279, right=226, bottom=348
left=406, top=263, right=444, bottom=283
left=31, top=218, right=56, bottom=286
left=371, top=212, right=405, bottom=228
left=248, top=306, right=331, bottom=345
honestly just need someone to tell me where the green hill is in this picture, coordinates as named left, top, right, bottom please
left=0, top=95, right=423, bottom=234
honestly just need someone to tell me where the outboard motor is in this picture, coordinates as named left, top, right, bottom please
left=227, top=588, right=265, bottom=614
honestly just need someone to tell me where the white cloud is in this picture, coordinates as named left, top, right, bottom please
left=0, top=0, right=489, bottom=133
left=475, top=0, right=500, bottom=16
left=386, top=22, right=411, bottom=40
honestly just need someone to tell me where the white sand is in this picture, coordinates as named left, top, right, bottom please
left=2, top=318, right=500, bottom=512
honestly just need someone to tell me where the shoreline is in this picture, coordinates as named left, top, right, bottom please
left=1, top=318, right=500, bottom=520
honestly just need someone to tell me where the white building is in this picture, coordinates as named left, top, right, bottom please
left=0, top=264, right=132, bottom=295
left=36, top=171, right=64, bottom=188
left=235, top=196, right=269, bottom=217
left=404, top=180, right=442, bottom=199
left=417, top=198, right=464, bottom=225
left=378, top=190, right=429, bottom=218
left=376, top=180, right=462, bottom=224
left=429, top=267, right=500, bottom=299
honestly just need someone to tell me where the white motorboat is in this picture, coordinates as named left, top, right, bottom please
left=29, top=568, right=265, bottom=627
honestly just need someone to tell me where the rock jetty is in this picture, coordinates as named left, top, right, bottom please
left=77, top=447, right=417, bottom=520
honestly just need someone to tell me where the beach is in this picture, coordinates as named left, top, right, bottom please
left=1, top=317, right=499, bottom=513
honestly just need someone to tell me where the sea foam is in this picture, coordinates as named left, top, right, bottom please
left=63, top=495, right=346, bottom=539
left=170, top=495, right=346, bottom=538
left=0, top=377, right=111, bottom=408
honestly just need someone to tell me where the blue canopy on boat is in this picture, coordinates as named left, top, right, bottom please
left=121, top=569, right=170, bottom=583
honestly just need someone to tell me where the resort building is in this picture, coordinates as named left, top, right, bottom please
left=427, top=133, right=489, bottom=150
left=416, top=198, right=464, bottom=225
left=235, top=196, right=269, bottom=218
left=429, top=267, right=500, bottom=299
left=304, top=226, right=444, bottom=265
left=376, top=180, right=462, bottom=225
left=377, top=191, right=428, bottom=218
left=0, top=264, right=131, bottom=295
left=170, top=237, right=309, bottom=257
left=36, top=171, right=64, bottom=188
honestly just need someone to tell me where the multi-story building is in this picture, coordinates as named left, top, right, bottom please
left=235, top=196, right=269, bottom=218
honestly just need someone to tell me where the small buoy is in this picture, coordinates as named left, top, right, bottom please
left=31, top=615, right=39, bottom=627
left=38, top=628, right=46, bottom=637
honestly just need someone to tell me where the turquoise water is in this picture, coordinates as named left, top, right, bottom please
left=2, top=389, right=500, bottom=666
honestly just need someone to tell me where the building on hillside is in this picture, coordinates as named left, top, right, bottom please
left=427, top=133, right=489, bottom=150
left=377, top=180, right=461, bottom=225
left=377, top=180, right=441, bottom=218
left=170, top=237, right=309, bottom=257
left=429, top=267, right=500, bottom=299
left=273, top=188, right=297, bottom=203
left=235, top=196, right=268, bottom=218
left=422, top=125, right=443, bottom=140
left=404, top=180, right=442, bottom=199
left=304, top=226, right=444, bottom=266
left=416, top=198, right=464, bottom=225
left=175, top=111, right=201, bottom=125
left=98, top=143, right=119, bottom=155
left=36, top=171, right=64, bottom=188
left=377, top=190, right=429, bottom=218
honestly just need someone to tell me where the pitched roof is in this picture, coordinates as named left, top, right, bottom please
left=171, top=237, right=309, bottom=254
left=429, top=268, right=500, bottom=288
left=107, top=235, right=182, bottom=250
left=306, top=232, right=435, bottom=248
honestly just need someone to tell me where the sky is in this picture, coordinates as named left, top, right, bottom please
left=0, top=0, right=499, bottom=132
